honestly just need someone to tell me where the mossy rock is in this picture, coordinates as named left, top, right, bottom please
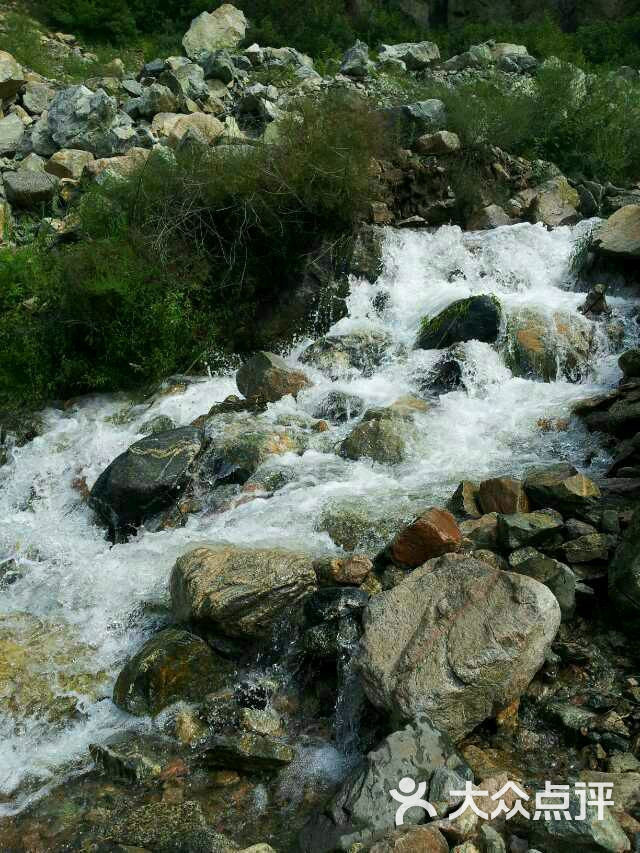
left=416, top=295, right=501, bottom=350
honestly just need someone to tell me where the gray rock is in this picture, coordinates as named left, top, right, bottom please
left=113, top=627, right=233, bottom=716
left=26, top=111, right=57, bottom=158
left=339, top=414, right=411, bottom=465
left=357, top=555, right=561, bottom=739
left=508, top=548, right=576, bottom=617
left=300, top=330, right=390, bottom=378
left=0, top=50, right=25, bottom=99
left=594, top=204, right=640, bottom=260
left=378, top=41, right=440, bottom=70
left=524, top=463, right=600, bottom=515
left=497, top=510, right=564, bottom=551
left=183, top=5, right=248, bottom=62
left=327, top=715, right=471, bottom=840
left=48, top=85, right=136, bottom=156
left=528, top=788, right=630, bottom=852
left=3, top=170, right=57, bottom=207
left=403, top=99, right=447, bottom=132
left=312, top=390, right=365, bottom=422
left=124, top=82, right=179, bottom=120
left=89, top=426, right=203, bottom=533
left=0, top=113, right=25, bottom=155
left=340, top=40, right=372, bottom=78
left=140, top=414, right=176, bottom=435
left=22, top=82, right=54, bottom=115
left=159, top=62, right=209, bottom=103
left=201, top=49, right=237, bottom=83
left=89, top=732, right=170, bottom=782
left=170, top=545, right=316, bottom=638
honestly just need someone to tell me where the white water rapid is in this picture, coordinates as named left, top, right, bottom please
left=1, top=219, right=637, bottom=816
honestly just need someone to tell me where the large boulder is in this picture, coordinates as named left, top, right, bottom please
left=609, top=507, right=640, bottom=617
left=505, top=308, right=594, bottom=382
left=113, top=628, right=232, bottom=716
left=517, top=177, right=580, bottom=227
left=322, top=715, right=471, bottom=845
left=594, top=204, right=640, bottom=260
left=340, top=40, right=371, bottom=78
left=378, top=41, right=440, bottom=70
left=47, top=85, right=136, bottom=156
left=497, top=510, right=564, bottom=551
left=357, top=554, right=561, bottom=738
left=45, top=148, right=95, bottom=179
left=22, top=81, right=53, bottom=115
left=89, top=427, right=203, bottom=533
left=524, top=463, right=600, bottom=515
left=478, top=477, right=529, bottom=514
left=389, top=507, right=461, bottom=568
left=170, top=546, right=316, bottom=638
left=300, top=330, right=390, bottom=378
left=0, top=50, right=25, bottom=99
left=0, top=113, right=25, bottom=155
left=3, top=170, right=58, bottom=207
left=236, top=351, right=311, bottom=402
left=508, top=548, right=576, bottom=617
left=416, top=295, right=502, bottom=350
left=183, top=4, right=248, bottom=61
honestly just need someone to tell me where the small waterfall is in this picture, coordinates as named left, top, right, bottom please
left=1, top=219, right=638, bottom=813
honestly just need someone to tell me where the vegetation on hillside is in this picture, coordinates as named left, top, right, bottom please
left=0, top=93, right=387, bottom=409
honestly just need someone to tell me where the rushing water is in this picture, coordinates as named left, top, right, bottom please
left=1, top=219, right=638, bottom=817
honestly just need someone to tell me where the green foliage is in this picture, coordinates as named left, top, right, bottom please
left=0, top=92, right=385, bottom=408
left=43, top=0, right=137, bottom=43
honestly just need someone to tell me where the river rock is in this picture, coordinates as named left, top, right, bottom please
left=619, top=349, right=640, bottom=379
left=113, top=627, right=232, bottom=716
left=45, top=148, right=95, bottom=179
left=0, top=612, right=108, bottom=725
left=478, top=477, right=529, bottom=514
left=505, top=308, right=594, bottom=381
left=357, top=555, right=560, bottom=738
left=367, top=826, right=449, bottom=853
left=594, top=205, right=640, bottom=260
left=314, top=555, right=372, bottom=585
left=378, top=41, right=440, bottom=70
left=527, top=788, right=630, bottom=852
left=236, top=351, right=311, bottom=402
left=460, top=513, right=499, bottom=549
left=521, top=176, right=580, bottom=227
left=312, top=390, right=365, bottom=422
left=447, top=481, right=481, bottom=518
left=0, top=50, right=25, bottom=99
left=0, top=113, right=25, bottom=155
left=339, top=415, right=410, bottom=464
left=561, top=533, right=613, bottom=563
left=323, top=714, right=471, bottom=847
left=89, top=732, right=171, bottom=783
left=201, top=421, right=304, bottom=485
left=171, top=546, right=316, bottom=638
left=183, top=4, right=248, bottom=61
left=89, top=426, right=203, bottom=533
left=316, top=498, right=411, bottom=553
left=48, top=85, right=136, bottom=156
left=609, top=507, right=640, bottom=616
left=389, top=507, right=461, bottom=568
left=416, top=295, right=502, bottom=350
left=524, top=463, right=600, bottom=515
left=3, top=170, right=58, bottom=207
left=497, top=509, right=564, bottom=551
left=204, top=732, right=294, bottom=770
left=508, top=548, right=576, bottom=616
left=300, top=330, right=390, bottom=378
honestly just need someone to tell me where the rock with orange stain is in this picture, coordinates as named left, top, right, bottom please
left=390, top=507, right=461, bottom=568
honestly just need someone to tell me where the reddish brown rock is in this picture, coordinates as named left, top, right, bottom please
left=478, top=477, right=530, bottom=515
left=314, top=554, right=373, bottom=586
left=390, top=507, right=461, bottom=568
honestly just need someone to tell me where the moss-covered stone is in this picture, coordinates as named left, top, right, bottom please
left=416, top=295, right=501, bottom=350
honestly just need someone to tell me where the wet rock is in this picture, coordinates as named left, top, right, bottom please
left=497, top=510, right=564, bottom=551
left=236, top=351, right=311, bottom=402
left=113, top=628, right=232, bottom=716
left=508, top=548, right=576, bottom=616
left=505, top=308, right=594, bottom=382
left=312, top=390, right=365, bottom=422
left=0, top=612, right=108, bottom=725
left=524, top=463, right=600, bottom=515
left=358, top=555, right=560, bottom=738
left=89, top=427, right=203, bottom=533
left=300, top=330, right=390, bottom=378
left=421, top=350, right=465, bottom=394
left=416, top=295, right=502, bottom=351
left=478, top=477, right=529, bottom=515
left=314, top=555, right=373, bottom=586
left=466, top=204, right=514, bottom=230
left=594, top=204, right=640, bottom=260
left=609, top=507, right=640, bottom=616
left=447, top=481, right=482, bottom=518
left=618, top=349, right=640, bottom=380
left=561, top=533, right=613, bottom=563
left=140, top=414, right=175, bottom=435
left=183, top=4, right=247, bottom=61
left=316, top=498, right=409, bottom=553
left=0, top=50, right=25, bottom=99
left=460, top=513, right=499, bottom=549
left=305, top=586, right=369, bottom=624
left=527, top=788, right=630, bottom=852
left=378, top=41, right=440, bottom=70
left=89, top=733, right=170, bottom=782
left=3, top=170, right=58, bottom=207
left=204, top=732, right=294, bottom=770
left=389, top=507, right=461, bottom=568
left=326, top=714, right=471, bottom=842
left=340, top=415, right=410, bottom=464
left=170, top=546, right=316, bottom=638
left=106, top=800, right=237, bottom=852
left=579, top=284, right=610, bottom=318
left=201, top=421, right=304, bottom=485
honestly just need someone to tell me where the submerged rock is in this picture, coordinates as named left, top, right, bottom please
left=416, top=295, right=502, bottom=351
left=312, top=390, right=365, bottom=422
left=316, top=498, right=411, bottom=553
left=357, top=555, right=560, bottom=739
left=236, top=351, right=311, bottom=402
left=170, top=546, right=316, bottom=638
left=113, top=628, right=232, bottom=716
left=89, top=427, right=203, bottom=533
left=300, top=330, right=390, bottom=378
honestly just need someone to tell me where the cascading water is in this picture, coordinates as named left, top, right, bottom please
left=1, top=219, right=638, bottom=822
